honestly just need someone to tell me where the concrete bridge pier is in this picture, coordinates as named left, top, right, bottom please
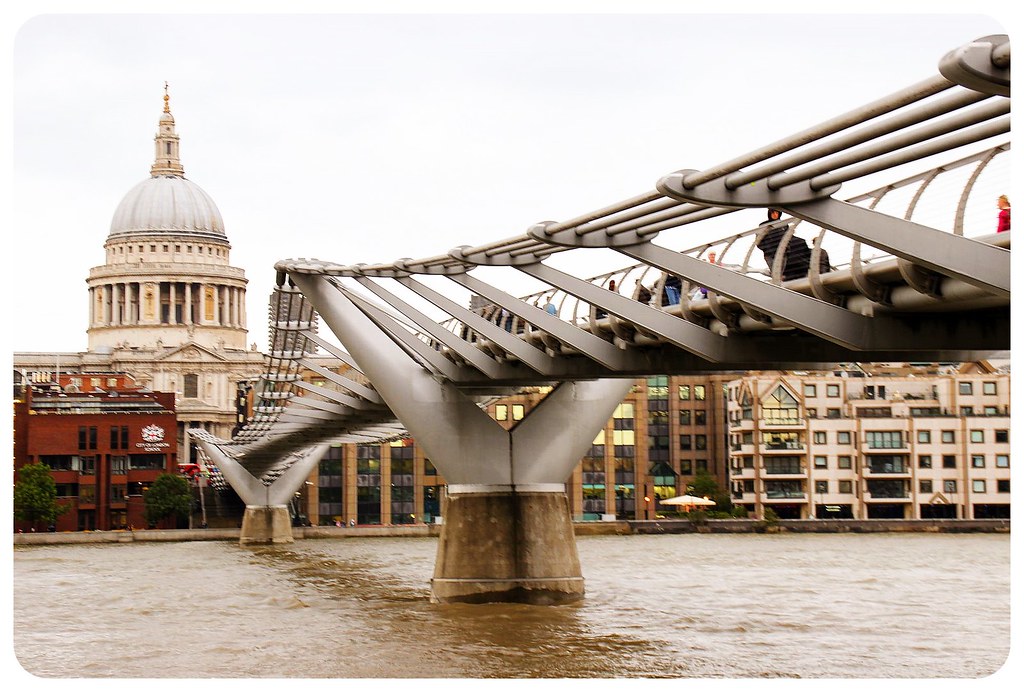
left=238, top=505, right=294, bottom=545
left=425, top=378, right=632, bottom=605
left=432, top=485, right=583, bottom=604
left=192, top=434, right=330, bottom=545
left=289, top=271, right=633, bottom=604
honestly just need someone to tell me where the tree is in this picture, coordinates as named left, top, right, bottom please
left=143, top=473, right=193, bottom=527
left=688, top=470, right=720, bottom=498
left=14, top=462, right=67, bottom=530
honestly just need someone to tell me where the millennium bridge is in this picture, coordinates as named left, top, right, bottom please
left=193, top=34, right=1010, bottom=604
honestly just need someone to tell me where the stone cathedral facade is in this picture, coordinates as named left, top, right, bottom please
left=14, top=88, right=266, bottom=466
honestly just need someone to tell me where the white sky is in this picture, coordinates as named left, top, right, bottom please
left=5, top=3, right=1015, bottom=357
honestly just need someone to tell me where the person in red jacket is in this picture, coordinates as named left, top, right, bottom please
left=996, top=195, right=1010, bottom=233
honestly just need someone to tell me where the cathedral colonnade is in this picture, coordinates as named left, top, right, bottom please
left=88, top=279, right=246, bottom=329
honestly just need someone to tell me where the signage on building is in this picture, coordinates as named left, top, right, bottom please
left=137, top=424, right=170, bottom=452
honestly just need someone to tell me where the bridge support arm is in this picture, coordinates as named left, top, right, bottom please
left=785, top=197, right=1009, bottom=298
left=287, top=270, right=633, bottom=603
left=193, top=435, right=330, bottom=544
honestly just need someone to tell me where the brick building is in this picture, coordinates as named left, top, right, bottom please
left=14, top=374, right=179, bottom=531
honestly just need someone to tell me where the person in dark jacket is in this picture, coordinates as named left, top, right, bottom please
left=756, top=208, right=814, bottom=281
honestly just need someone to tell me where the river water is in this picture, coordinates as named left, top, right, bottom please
left=12, top=533, right=1012, bottom=680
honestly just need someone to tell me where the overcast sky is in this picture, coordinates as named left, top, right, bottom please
left=6, top=4, right=1014, bottom=355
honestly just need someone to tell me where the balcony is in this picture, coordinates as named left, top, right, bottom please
left=762, top=441, right=805, bottom=453
left=762, top=418, right=806, bottom=429
left=764, top=491, right=807, bottom=501
left=866, top=479, right=910, bottom=501
left=867, top=462, right=910, bottom=475
left=865, top=492, right=911, bottom=502
left=763, top=466, right=806, bottom=477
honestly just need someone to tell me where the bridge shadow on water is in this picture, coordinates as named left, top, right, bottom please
left=240, top=539, right=710, bottom=678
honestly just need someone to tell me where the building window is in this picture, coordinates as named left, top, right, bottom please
left=826, top=384, right=840, bottom=397
left=511, top=404, right=525, bottom=421
left=959, top=382, right=973, bottom=395
left=761, top=382, right=798, bottom=421
left=838, top=455, right=852, bottom=469
left=647, top=375, right=668, bottom=398
left=826, top=408, right=841, bottom=419
left=941, top=430, right=955, bottom=443
left=110, top=425, right=128, bottom=450
left=764, top=456, right=802, bottom=475
left=679, top=385, right=690, bottom=401
left=679, top=410, right=691, bottom=426
left=984, top=406, right=999, bottom=416
left=494, top=404, right=508, bottom=421
left=79, top=484, right=96, bottom=503
left=837, top=431, right=851, bottom=445
left=77, top=426, right=98, bottom=450
left=680, top=460, right=692, bottom=475
left=997, top=480, right=1010, bottom=493
left=919, top=480, right=933, bottom=493
left=804, top=384, right=817, bottom=397
left=129, top=454, right=165, bottom=471
left=612, top=429, right=635, bottom=447
left=762, top=431, right=802, bottom=450
left=183, top=374, right=199, bottom=399
left=944, top=480, right=957, bottom=494
left=815, top=480, right=828, bottom=494
left=983, top=381, right=997, bottom=395
left=865, top=431, right=904, bottom=449
left=942, top=455, right=957, bottom=469
left=971, top=455, right=985, bottom=468
left=960, top=406, right=974, bottom=417
left=813, top=432, right=827, bottom=444
left=694, top=435, right=707, bottom=450
left=995, top=454, right=1009, bottom=468
left=972, top=480, right=986, bottom=494
left=814, top=456, right=828, bottom=468
left=918, top=455, right=932, bottom=469
left=995, top=429, right=1009, bottom=443
left=79, top=456, right=97, bottom=475
left=839, top=480, right=852, bottom=494
left=970, top=430, right=984, bottom=443
left=917, top=430, right=931, bottom=443
left=694, top=410, right=706, bottom=425
left=696, top=459, right=708, bottom=472
left=679, top=435, right=692, bottom=451
left=694, top=385, right=706, bottom=401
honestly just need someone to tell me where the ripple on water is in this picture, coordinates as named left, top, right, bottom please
left=12, top=532, right=1010, bottom=678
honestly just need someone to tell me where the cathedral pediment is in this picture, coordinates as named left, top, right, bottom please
left=155, top=341, right=229, bottom=363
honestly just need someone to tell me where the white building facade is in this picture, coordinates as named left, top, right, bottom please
left=727, top=363, right=1011, bottom=520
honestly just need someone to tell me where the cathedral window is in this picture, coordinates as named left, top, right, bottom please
left=184, top=374, right=199, bottom=398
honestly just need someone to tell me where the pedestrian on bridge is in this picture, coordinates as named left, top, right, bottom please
left=756, top=209, right=815, bottom=281
left=997, top=195, right=1010, bottom=233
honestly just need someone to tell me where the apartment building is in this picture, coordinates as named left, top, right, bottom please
left=726, top=363, right=1011, bottom=520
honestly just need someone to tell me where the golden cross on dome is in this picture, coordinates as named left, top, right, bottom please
left=163, top=81, right=170, bottom=113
